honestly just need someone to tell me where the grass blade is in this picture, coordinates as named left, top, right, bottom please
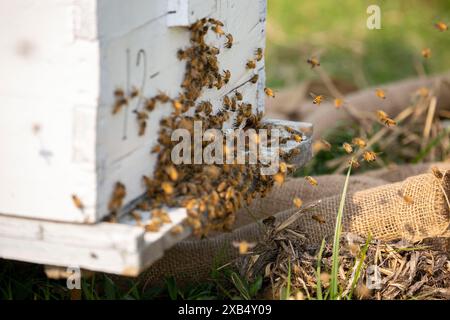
left=348, top=234, right=371, bottom=300
left=330, top=162, right=352, bottom=299
left=316, top=238, right=326, bottom=300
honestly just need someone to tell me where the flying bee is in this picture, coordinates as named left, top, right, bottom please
left=279, top=162, right=288, bottom=173
left=71, top=195, right=84, bottom=211
left=225, top=34, right=234, bottom=48
left=235, top=91, right=243, bottom=101
left=312, top=214, right=326, bottom=224
left=310, top=93, right=324, bottom=105
left=421, top=48, right=431, bottom=58
left=264, top=87, right=275, bottom=98
left=246, top=59, right=256, bottom=69
left=293, top=197, right=303, bottom=208
left=305, top=176, right=318, bottom=186
left=250, top=74, right=259, bottom=84
left=307, top=56, right=320, bottom=68
left=363, top=150, right=377, bottom=162
left=376, top=110, right=396, bottom=127
left=352, top=137, right=367, bottom=148
left=375, top=88, right=386, bottom=99
left=434, top=21, right=448, bottom=32
left=223, top=69, right=231, bottom=84
left=342, top=142, right=353, bottom=154
left=255, top=48, right=264, bottom=61
left=334, top=98, right=344, bottom=108
left=313, top=140, right=332, bottom=153
left=232, top=240, right=256, bottom=255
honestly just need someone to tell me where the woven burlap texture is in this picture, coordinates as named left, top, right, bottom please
left=140, top=162, right=450, bottom=285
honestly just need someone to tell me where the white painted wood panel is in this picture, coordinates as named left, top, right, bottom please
left=0, top=0, right=267, bottom=223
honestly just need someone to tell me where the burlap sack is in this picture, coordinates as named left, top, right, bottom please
left=141, top=164, right=450, bottom=286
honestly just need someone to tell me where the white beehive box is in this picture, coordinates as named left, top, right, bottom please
left=0, top=0, right=272, bottom=275
left=0, top=0, right=267, bottom=224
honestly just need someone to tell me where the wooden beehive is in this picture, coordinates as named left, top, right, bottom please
left=0, top=0, right=313, bottom=276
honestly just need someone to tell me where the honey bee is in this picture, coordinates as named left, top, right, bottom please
left=223, top=95, right=232, bottom=109
left=151, top=145, right=161, bottom=154
left=273, top=172, right=285, bottom=185
left=363, top=150, right=377, bottom=162
left=170, top=225, right=184, bottom=235
left=165, top=165, right=179, bottom=181
left=352, top=137, right=367, bottom=148
left=232, top=240, right=256, bottom=254
left=431, top=167, right=443, bottom=179
left=212, top=24, right=225, bottom=35
left=145, top=98, right=157, bottom=112
left=416, top=87, right=430, bottom=98
left=375, top=88, right=386, bottom=99
left=307, top=56, right=320, bottom=68
left=279, top=162, right=288, bottom=173
left=255, top=48, right=264, bottom=61
left=114, top=88, right=125, bottom=98
left=152, top=209, right=172, bottom=224
left=334, top=98, right=344, bottom=108
left=305, top=176, right=318, bottom=186
left=421, top=48, right=431, bottom=59
left=161, top=182, right=174, bottom=195
left=108, top=182, right=126, bottom=212
left=138, top=119, right=147, bottom=136
left=71, top=195, right=84, bottom=211
left=225, top=34, right=233, bottom=48
left=434, top=21, right=448, bottom=32
left=145, top=218, right=162, bottom=232
left=177, top=49, right=188, bottom=60
left=313, top=140, right=332, bottom=153
left=292, top=134, right=303, bottom=143
left=112, top=96, right=128, bottom=114
left=130, top=211, right=143, bottom=227
left=223, top=70, right=231, bottom=84
left=156, top=92, right=170, bottom=103
left=215, top=75, right=224, bottom=89
left=250, top=74, right=259, bottom=84
left=264, top=87, right=275, bottom=98
left=235, top=91, right=243, bottom=101
left=312, top=214, right=326, bottom=224
left=343, top=142, right=353, bottom=154
left=293, top=197, right=303, bottom=208
left=376, top=110, right=396, bottom=127
left=130, top=87, right=140, bottom=99
left=310, top=93, right=324, bottom=105
left=246, top=60, right=256, bottom=69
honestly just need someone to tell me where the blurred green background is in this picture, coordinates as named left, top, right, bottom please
left=266, top=0, right=450, bottom=89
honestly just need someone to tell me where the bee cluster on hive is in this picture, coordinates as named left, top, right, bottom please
left=108, top=18, right=306, bottom=235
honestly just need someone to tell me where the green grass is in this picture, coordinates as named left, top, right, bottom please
left=266, top=0, right=450, bottom=88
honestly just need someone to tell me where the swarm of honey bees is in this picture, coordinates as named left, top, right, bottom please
left=107, top=18, right=303, bottom=236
